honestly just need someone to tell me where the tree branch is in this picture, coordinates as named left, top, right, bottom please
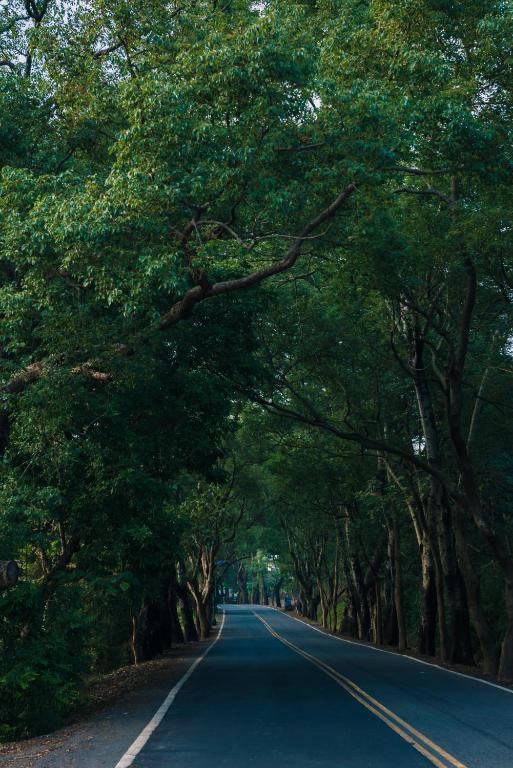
left=244, top=388, right=461, bottom=500
left=159, top=184, right=356, bottom=330
left=93, top=41, right=124, bottom=58
left=393, top=186, right=453, bottom=205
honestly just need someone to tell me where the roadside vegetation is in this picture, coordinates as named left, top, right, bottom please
left=1, top=0, right=513, bottom=741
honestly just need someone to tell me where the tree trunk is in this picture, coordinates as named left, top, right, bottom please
left=168, top=577, right=184, bottom=645
left=418, top=535, right=438, bottom=656
left=307, top=594, right=320, bottom=621
left=407, top=327, right=449, bottom=657
left=422, top=473, right=473, bottom=664
left=437, top=506, right=474, bottom=665
left=383, top=526, right=399, bottom=646
left=146, top=600, right=168, bottom=657
left=187, top=581, right=211, bottom=641
left=317, top=576, right=329, bottom=628
left=236, top=563, right=249, bottom=604
left=385, top=462, right=439, bottom=657
left=206, top=598, right=213, bottom=629
left=453, top=507, right=498, bottom=675
left=384, top=604, right=398, bottom=646
left=340, top=604, right=357, bottom=637
left=176, top=582, right=198, bottom=642
left=0, top=560, right=19, bottom=590
left=374, top=581, right=383, bottom=644
left=259, top=574, right=268, bottom=605
left=499, top=576, right=513, bottom=682
left=345, top=515, right=371, bottom=641
left=195, top=598, right=210, bottom=640
left=131, top=602, right=148, bottom=665
left=341, top=554, right=359, bottom=637
left=251, top=582, right=260, bottom=605
left=0, top=410, right=10, bottom=458
left=331, top=539, right=341, bottom=632
left=273, top=578, right=283, bottom=608
left=393, top=516, right=408, bottom=651
left=131, top=615, right=140, bottom=666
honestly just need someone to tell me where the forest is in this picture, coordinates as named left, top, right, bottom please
left=1, top=0, right=513, bottom=742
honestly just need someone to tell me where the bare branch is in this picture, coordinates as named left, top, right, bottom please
left=71, top=363, right=112, bottom=384
left=4, top=362, right=45, bottom=393
left=385, top=166, right=452, bottom=176
left=4, top=188, right=356, bottom=396
left=393, top=186, right=453, bottom=205
left=243, top=387, right=461, bottom=501
left=159, top=184, right=357, bottom=330
left=93, top=42, right=123, bottom=59
left=275, top=142, right=325, bottom=153
left=93, top=41, right=124, bottom=59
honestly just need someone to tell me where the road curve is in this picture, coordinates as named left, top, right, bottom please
left=115, top=605, right=513, bottom=768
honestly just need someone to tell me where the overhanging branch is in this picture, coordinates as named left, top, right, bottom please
left=158, top=184, right=356, bottom=330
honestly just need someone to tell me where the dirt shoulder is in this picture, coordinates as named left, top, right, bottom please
left=0, top=640, right=209, bottom=768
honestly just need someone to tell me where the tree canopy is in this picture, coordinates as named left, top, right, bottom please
left=2, top=0, right=513, bottom=740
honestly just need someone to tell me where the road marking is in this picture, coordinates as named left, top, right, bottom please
left=253, top=610, right=468, bottom=768
left=114, top=611, right=226, bottom=768
left=273, top=607, right=513, bottom=696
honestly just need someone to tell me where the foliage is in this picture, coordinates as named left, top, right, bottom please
left=1, top=0, right=513, bottom=740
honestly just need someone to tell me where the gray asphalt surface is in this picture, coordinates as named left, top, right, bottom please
left=0, top=644, right=209, bottom=768
left=125, top=605, right=513, bottom=768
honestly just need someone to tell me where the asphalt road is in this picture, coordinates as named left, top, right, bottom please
left=115, top=605, right=513, bottom=768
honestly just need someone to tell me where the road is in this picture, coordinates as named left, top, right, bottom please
left=110, top=604, right=513, bottom=768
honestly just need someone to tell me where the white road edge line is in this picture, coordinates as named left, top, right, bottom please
left=114, top=610, right=226, bottom=768
left=266, top=607, right=513, bottom=696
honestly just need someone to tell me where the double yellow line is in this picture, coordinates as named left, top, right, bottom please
left=252, top=611, right=468, bottom=768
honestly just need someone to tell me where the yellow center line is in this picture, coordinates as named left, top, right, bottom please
left=252, top=611, right=468, bottom=768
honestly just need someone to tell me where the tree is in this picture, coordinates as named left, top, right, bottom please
left=178, top=481, right=245, bottom=639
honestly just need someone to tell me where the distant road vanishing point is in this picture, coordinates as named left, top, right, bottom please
left=111, top=605, right=513, bottom=768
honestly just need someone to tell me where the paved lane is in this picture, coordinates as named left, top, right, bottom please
left=116, top=606, right=513, bottom=768
left=254, top=606, right=513, bottom=768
